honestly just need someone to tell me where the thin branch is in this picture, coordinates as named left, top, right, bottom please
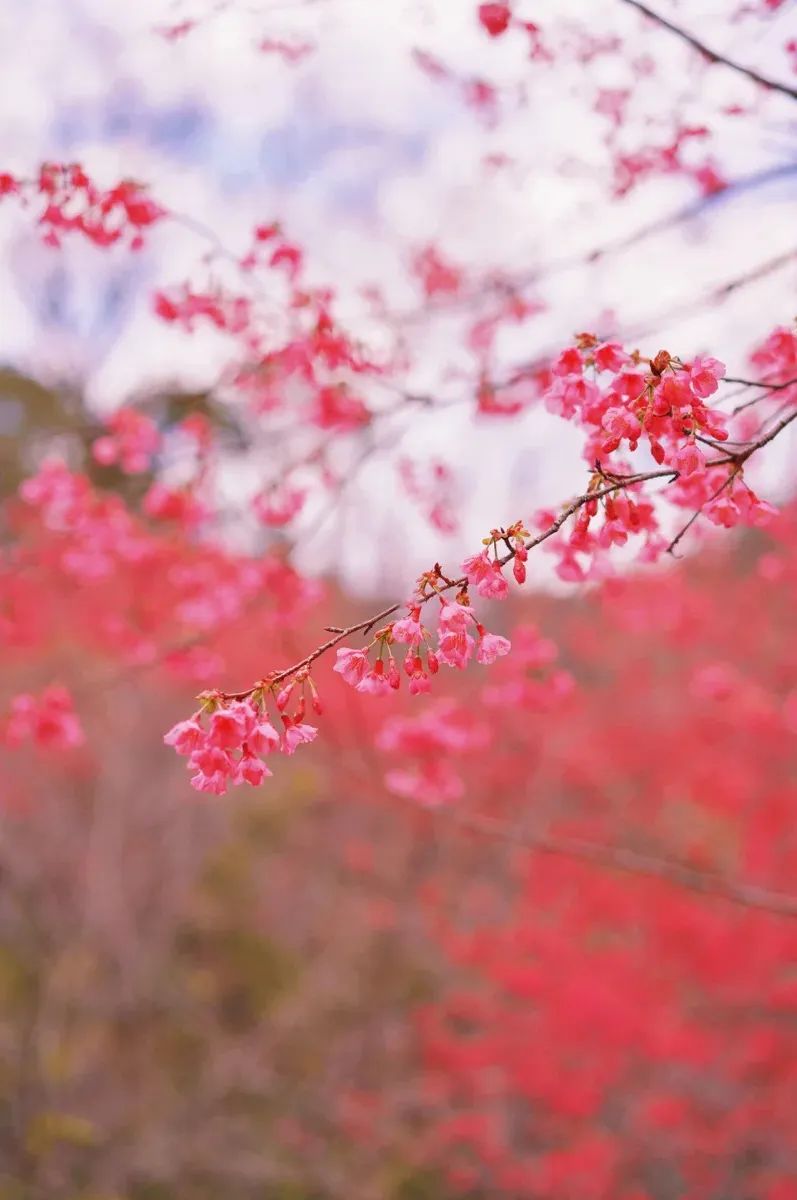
left=620, top=0, right=797, bottom=102
left=670, top=406, right=797, bottom=552
left=484, top=249, right=797, bottom=408
left=218, top=467, right=679, bottom=701
left=440, top=808, right=797, bottom=919
left=724, top=375, right=797, bottom=390
left=393, top=163, right=797, bottom=326
left=217, top=398, right=797, bottom=701
left=666, top=464, right=741, bottom=556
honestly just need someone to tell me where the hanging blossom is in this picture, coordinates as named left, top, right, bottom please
left=332, top=528, right=521, bottom=704
left=165, top=524, right=520, bottom=794
left=164, top=672, right=320, bottom=796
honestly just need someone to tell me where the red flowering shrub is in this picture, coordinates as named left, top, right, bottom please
left=2, top=0, right=797, bottom=1195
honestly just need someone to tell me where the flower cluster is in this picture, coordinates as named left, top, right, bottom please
left=671, top=466, right=778, bottom=530
left=92, top=409, right=162, bottom=475
left=164, top=690, right=318, bottom=796
left=154, top=287, right=253, bottom=334
left=142, top=482, right=207, bottom=528
left=0, top=163, right=165, bottom=248
left=253, top=482, right=307, bottom=527
left=378, top=700, right=491, bottom=806
left=545, top=339, right=729, bottom=473
left=750, top=325, right=797, bottom=387
left=14, top=458, right=319, bottom=682
left=335, top=563, right=513, bottom=703
left=2, top=685, right=84, bottom=750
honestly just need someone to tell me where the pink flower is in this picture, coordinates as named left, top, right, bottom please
left=552, top=347, right=583, bottom=377
left=672, top=442, right=706, bottom=477
left=437, top=629, right=476, bottom=669
left=143, top=483, right=205, bottom=527
left=392, top=609, right=424, bottom=645
left=190, top=769, right=229, bottom=796
left=282, top=721, right=318, bottom=755
left=438, top=600, right=474, bottom=631
left=707, top=495, right=740, bottom=528
left=164, top=715, right=205, bottom=756
left=479, top=567, right=509, bottom=599
left=357, top=660, right=394, bottom=696
left=253, top=484, right=306, bottom=527
left=594, top=341, right=628, bottom=373
left=602, top=406, right=642, bottom=448
left=334, top=647, right=370, bottom=687
left=462, top=551, right=509, bottom=599
left=689, top=355, right=725, bottom=398
left=207, top=706, right=248, bottom=750
left=385, top=762, right=464, bottom=806
left=5, top=685, right=85, bottom=751
left=235, top=752, right=272, bottom=786
left=190, top=745, right=233, bottom=776
left=556, top=553, right=586, bottom=583
left=34, top=685, right=85, bottom=749
left=189, top=745, right=234, bottom=795
left=462, top=549, right=491, bottom=582
left=247, top=719, right=280, bottom=756
left=405, top=655, right=431, bottom=695
left=477, top=632, right=511, bottom=664
left=91, top=408, right=161, bottom=474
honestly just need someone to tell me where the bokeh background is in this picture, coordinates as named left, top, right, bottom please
left=2, top=1, right=797, bottom=1197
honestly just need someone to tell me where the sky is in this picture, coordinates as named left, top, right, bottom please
left=0, top=0, right=795, bottom=592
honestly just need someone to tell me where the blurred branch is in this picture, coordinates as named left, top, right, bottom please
left=441, top=808, right=797, bottom=919
left=612, top=244, right=797, bottom=345
left=400, top=162, right=797, bottom=324
left=620, top=0, right=797, bottom=102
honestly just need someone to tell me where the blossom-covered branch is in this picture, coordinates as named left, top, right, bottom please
left=166, top=338, right=797, bottom=794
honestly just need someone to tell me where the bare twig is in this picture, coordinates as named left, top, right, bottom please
left=620, top=0, right=797, bottom=102
left=439, top=808, right=797, bottom=919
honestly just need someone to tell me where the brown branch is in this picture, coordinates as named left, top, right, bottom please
left=395, top=164, right=797, bottom=327
left=221, top=601, right=404, bottom=700
left=218, top=394, right=797, bottom=703
left=217, top=468, right=678, bottom=701
left=740, top=399, right=797, bottom=454
left=439, top=808, right=797, bottom=919
left=724, top=375, right=797, bottom=390
left=620, top=0, right=797, bottom=102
